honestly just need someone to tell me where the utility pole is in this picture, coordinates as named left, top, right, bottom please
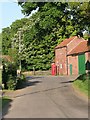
left=18, top=28, right=22, bottom=73
left=66, top=46, right=68, bottom=75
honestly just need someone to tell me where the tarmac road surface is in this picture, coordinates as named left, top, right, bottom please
left=3, top=76, right=88, bottom=118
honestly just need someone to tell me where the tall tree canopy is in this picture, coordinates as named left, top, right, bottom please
left=2, top=2, right=90, bottom=71
left=2, top=18, right=29, bottom=55
left=18, top=2, right=90, bottom=33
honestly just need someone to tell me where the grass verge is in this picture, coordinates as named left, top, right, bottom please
left=0, top=70, right=2, bottom=85
left=73, top=73, right=90, bottom=97
left=2, top=96, right=12, bottom=108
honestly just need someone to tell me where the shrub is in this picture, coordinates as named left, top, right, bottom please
left=2, top=64, right=8, bottom=89
left=2, top=59, right=26, bottom=90
left=7, top=63, right=17, bottom=77
left=2, top=60, right=17, bottom=89
left=20, top=74, right=26, bottom=81
left=16, top=74, right=26, bottom=89
left=7, top=75, right=16, bottom=90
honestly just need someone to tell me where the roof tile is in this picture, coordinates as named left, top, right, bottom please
left=55, top=36, right=77, bottom=49
left=68, top=40, right=90, bottom=55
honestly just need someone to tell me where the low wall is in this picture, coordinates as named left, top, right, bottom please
left=22, top=70, right=51, bottom=76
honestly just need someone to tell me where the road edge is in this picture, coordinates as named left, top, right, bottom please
left=71, top=83, right=88, bottom=102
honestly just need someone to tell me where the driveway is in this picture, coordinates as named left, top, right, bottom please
left=3, top=76, right=88, bottom=118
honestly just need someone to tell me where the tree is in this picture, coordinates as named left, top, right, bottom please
left=2, top=27, right=11, bottom=54
left=68, top=2, right=90, bottom=35
left=17, top=2, right=74, bottom=70
left=2, top=2, right=90, bottom=71
left=10, top=18, right=29, bottom=37
left=2, top=18, right=29, bottom=55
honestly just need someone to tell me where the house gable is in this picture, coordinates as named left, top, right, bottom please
left=68, top=40, right=90, bottom=56
left=55, top=36, right=77, bottom=49
left=67, top=37, right=85, bottom=54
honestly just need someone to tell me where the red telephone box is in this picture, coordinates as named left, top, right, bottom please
left=51, top=63, right=56, bottom=75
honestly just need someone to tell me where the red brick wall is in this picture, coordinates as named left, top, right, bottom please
left=68, top=55, right=78, bottom=75
left=55, top=47, right=67, bottom=75
left=68, top=52, right=90, bottom=75
left=67, top=37, right=84, bottom=75
left=55, top=37, right=85, bottom=75
left=85, top=52, right=90, bottom=73
left=85, top=52, right=90, bottom=61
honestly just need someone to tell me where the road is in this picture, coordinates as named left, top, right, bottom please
left=3, top=76, right=88, bottom=118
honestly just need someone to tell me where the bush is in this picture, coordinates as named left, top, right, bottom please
left=2, top=59, right=26, bottom=90
left=2, top=60, right=17, bottom=89
left=2, top=64, right=8, bottom=89
left=7, top=63, right=17, bottom=77
left=20, top=74, right=26, bottom=81
left=7, top=75, right=16, bottom=90
left=16, top=74, right=26, bottom=89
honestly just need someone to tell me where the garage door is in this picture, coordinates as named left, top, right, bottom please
left=78, top=54, right=86, bottom=74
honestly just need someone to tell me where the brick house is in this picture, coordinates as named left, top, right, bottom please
left=55, top=36, right=85, bottom=75
left=67, top=40, right=90, bottom=75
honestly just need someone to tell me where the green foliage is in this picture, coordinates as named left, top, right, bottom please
left=2, top=60, right=26, bottom=90
left=73, top=73, right=89, bottom=96
left=16, top=74, right=26, bottom=89
left=2, top=97, right=12, bottom=108
left=8, top=48, right=19, bottom=66
left=2, top=2, right=90, bottom=71
left=2, top=63, right=8, bottom=89
left=74, top=79, right=88, bottom=96
left=7, top=63, right=17, bottom=77
left=2, top=18, right=29, bottom=55
left=68, top=2, right=90, bottom=34
left=76, top=73, right=89, bottom=81
left=0, top=70, right=1, bottom=85
left=7, top=75, right=16, bottom=90
left=18, top=2, right=90, bottom=34
left=2, top=27, right=11, bottom=54
left=0, top=33, right=2, bottom=54
left=10, top=18, right=29, bottom=36
left=2, top=60, right=17, bottom=89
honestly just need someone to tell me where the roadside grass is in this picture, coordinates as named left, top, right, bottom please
left=0, top=96, right=12, bottom=110
left=2, top=96, right=12, bottom=108
left=0, top=70, right=2, bottom=85
left=0, top=97, right=2, bottom=111
left=73, top=73, right=89, bottom=97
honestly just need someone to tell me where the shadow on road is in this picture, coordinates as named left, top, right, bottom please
left=16, top=76, right=42, bottom=90
left=26, top=76, right=43, bottom=87
left=25, top=80, right=42, bottom=87
left=60, top=80, right=75, bottom=84
left=14, top=85, right=68, bottom=99
left=2, top=98, right=12, bottom=118
left=26, top=76, right=44, bottom=80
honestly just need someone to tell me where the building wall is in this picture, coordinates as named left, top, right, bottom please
left=55, top=37, right=86, bottom=75
left=68, top=55, right=78, bottom=75
left=68, top=52, right=90, bottom=75
left=85, top=52, right=90, bottom=73
left=85, top=52, right=90, bottom=61
left=55, top=47, right=67, bottom=75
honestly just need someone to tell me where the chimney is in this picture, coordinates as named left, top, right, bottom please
left=77, top=35, right=81, bottom=38
left=77, top=31, right=83, bottom=38
left=87, top=37, right=90, bottom=49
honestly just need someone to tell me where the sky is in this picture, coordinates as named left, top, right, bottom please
left=0, top=1, right=25, bottom=33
